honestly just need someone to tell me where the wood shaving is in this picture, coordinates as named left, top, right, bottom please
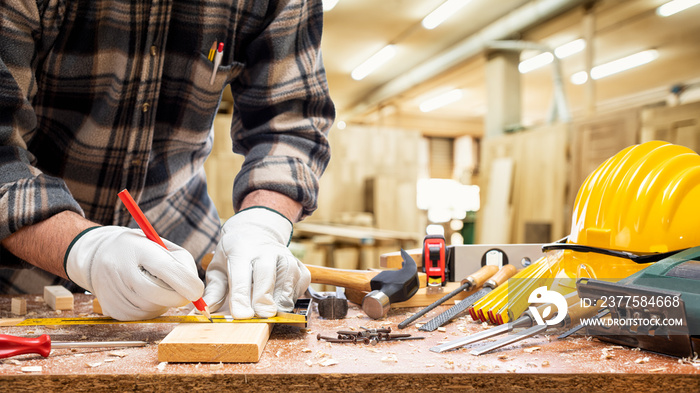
left=209, top=362, right=223, bottom=370
left=381, top=354, right=398, bottom=363
left=497, top=354, right=509, bottom=360
left=305, top=359, right=313, bottom=367
left=275, top=350, right=282, bottom=357
left=21, top=366, right=42, bottom=373
left=73, top=353, right=85, bottom=357
left=415, top=324, right=424, bottom=329
left=526, top=362, right=538, bottom=367
left=437, top=327, right=447, bottom=332
left=541, top=361, right=550, bottom=367
left=425, top=364, right=435, bottom=367
left=6, top=360, right=22, bottom=366
left=366, top=348, right=381, bottom=353
left=55, top=310, right=62, bottom=315
left=481, top=322, right=489, bottom=329
left=523, top=346, right=541, bottom=353
left=507, top=367, right=516, bottom=373
left=319, top=358, right=339, bottom=367
left=103, top=358, right=115, bottom=363
left=635, top=357, right=650, bottom=364
left=649, top=367, right=668, bottom=372
left=108, top=350, right=128, bottom=358
left=301, top=348, right=312, bottom=353
left=156, top=362, right=167, bottom=371
left=86, top=362, right=102, bottom=368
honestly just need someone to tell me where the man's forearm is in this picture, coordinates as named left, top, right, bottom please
left=1, top=211, right=98, bottom=279
left=240, top=190, right=303, bottom=223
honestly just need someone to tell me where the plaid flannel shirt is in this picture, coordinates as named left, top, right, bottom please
left=0, top=0, right=334, bottom=293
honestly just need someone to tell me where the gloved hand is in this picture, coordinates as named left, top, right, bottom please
left=65, top=226, right=204, bottom=321
left=202, top=207, right=311, bottom=319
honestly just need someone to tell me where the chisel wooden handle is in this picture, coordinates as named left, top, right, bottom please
left=483, top=264, right=517, bottom=288
left=305, top=265, right=377, bottom=292
left=461, top=265, right=498, bottom=288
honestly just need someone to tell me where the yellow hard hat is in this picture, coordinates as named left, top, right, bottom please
left=570, top=140, right=700, bottom=254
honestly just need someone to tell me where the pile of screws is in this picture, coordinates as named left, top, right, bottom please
left=317, top=326, right=424, bottom=345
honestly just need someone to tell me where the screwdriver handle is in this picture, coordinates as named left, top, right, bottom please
left=484, top=264, right=517, bottom=288
left=460, top=265, right=498, bottom=288
left=0, top=334, right=51, bottom=359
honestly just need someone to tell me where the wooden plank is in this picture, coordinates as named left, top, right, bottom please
left=43, top=285, right=73, bottom=311
left=158, top=323, right=271, bottom=363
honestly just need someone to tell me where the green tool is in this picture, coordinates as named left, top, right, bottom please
left=576, top=246, right=700, bottom=358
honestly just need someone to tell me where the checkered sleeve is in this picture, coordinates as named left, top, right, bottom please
left=229, top=0, right=334, bottom=218
left=0, top=1, right=83, bottom=266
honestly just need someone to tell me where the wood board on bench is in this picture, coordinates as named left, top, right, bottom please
left=158, top=322, right=272, bottom=363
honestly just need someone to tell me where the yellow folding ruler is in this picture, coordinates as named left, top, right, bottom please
left=2, top=298, right=310, bottom=327
left=2, top=312, right=306, bottom=327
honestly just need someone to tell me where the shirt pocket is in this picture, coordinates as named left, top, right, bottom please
left=186, top=53, right=245, bottom=112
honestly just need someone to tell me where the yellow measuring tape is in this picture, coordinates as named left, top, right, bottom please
left=4, top=313, right=306, bottom=327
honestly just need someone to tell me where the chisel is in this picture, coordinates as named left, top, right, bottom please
left=419, top=264, right=517, bottom=332
left=397, top=265, right=498, bottom=329
left=470, top=297, right=598, bottom=356
left=429, top=295, right=570, bottom=353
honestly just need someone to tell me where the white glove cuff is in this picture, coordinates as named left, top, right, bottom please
left=224, top=207, right=293, bottom=245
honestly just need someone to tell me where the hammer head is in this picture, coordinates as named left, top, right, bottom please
left=362, top=249, right=420, bottom=319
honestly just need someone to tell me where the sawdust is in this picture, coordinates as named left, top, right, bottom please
left=319, top=358, right=339, bottom=367
left=381, top=354, right=398, bottom=363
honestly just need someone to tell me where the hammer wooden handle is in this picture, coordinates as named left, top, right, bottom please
left=305, top=265, right=376, bottom=292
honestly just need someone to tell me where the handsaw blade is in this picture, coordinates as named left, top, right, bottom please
left=419, top=287, right=491, bottom=332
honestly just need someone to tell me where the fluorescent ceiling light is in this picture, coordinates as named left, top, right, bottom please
left=519, top=52, right=554, bottom=73
left=351, top=45, right=396, bottom=80
left=323, top=0, right=340, bottom=11
left=518, top=39, right=585, bottom=74
left=554, top=38, right=586, bottom=59
left=570, top=50, right=659, bottom=84
left=570, top=71, right=588, bottom=85
left=419, top=89, right=463, bottom=112
left=657, top=0, right=700, bottom=17
left=422, top=0, right=471, bottom=30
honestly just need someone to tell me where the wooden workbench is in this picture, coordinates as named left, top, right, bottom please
left=0, top=294, right=697, bottom=392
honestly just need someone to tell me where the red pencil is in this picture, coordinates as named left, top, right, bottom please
left=118, top=189, right=212, bottom=321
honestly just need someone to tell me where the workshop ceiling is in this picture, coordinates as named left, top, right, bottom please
left=320, top=0, right=700, bottom=137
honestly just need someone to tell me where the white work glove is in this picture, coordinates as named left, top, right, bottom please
left=65, top=226, right=205, bottom=321
left=202, top=207, right=311, bottom=319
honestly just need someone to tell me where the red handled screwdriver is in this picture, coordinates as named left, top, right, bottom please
left=0, top=334, right=147, bottom=359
